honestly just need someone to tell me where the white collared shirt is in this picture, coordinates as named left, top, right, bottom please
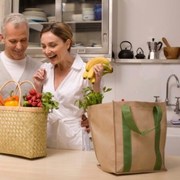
left=41, top=54, right=91, bottom=150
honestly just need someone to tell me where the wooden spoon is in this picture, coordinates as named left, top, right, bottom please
left=162, top=37, right=171, bottom=47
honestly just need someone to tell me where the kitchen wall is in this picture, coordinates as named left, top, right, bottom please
left=112, top=0, right=180, bottom=59
left=105, top=0, right=180, bottom=110
left=103, top=0, right=180, bottom=156
left=103, top=63, right=180, bottom=119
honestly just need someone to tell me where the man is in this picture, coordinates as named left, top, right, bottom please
left=0, top=13, right=90, bottom=134
left=0, top=13, right=42, bottom=97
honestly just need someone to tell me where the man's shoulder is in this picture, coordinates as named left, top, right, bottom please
left=26, top=56, right=43, bottom=67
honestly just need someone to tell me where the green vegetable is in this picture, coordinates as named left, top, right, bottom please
left=41, top=92, right=59, bottom=112
left=23, top=90, right=59, bottom=112
left=76, top=86, right=112, bottom=111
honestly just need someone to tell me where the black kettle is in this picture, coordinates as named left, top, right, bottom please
left=135, top=47, right=146, bottom=59
left=118, top=41, right=134, bottom=59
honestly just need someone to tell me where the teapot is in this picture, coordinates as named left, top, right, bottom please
left=135, top=47, right=145, bottom=59
left=118, top=41, right=134, bottom=59
left=147, top=38, right=162, bottom=59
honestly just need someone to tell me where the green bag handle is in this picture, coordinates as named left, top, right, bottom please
left=121, top=104, right=163, bottom=172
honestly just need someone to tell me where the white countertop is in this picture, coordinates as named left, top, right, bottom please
left=0, top=149, right=179, bottom=180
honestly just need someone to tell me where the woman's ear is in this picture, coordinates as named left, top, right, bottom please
left=66, top=39, right=71, bottom=50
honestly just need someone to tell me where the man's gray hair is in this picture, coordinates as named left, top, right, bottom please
left=1, top=13, right=29, bottom=36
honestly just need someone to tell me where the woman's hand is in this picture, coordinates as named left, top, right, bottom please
left=33, top=68, right=46, bottom=92
left=92, top=63, right=104, bottom=92
left=81, top=114, right=90, bottom=133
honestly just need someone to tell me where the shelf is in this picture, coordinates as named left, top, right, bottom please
left=167, top=121, right=180, bottom=128
left=66, top=20, right=102, bottom=24
left=113, top=59, right=180, bottom=64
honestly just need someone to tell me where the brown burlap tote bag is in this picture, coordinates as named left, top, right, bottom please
left=88, top=101, right=167, bottom=174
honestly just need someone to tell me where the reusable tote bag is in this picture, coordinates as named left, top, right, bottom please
left=87, top=101, right=167, bottom=174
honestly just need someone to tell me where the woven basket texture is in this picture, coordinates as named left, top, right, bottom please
left=0, top=106, right=47, bottom=159
left=0, top=81, right=48, bottom=159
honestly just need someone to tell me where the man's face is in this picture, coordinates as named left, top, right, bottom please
left=2, top=22, right=29, bottom=60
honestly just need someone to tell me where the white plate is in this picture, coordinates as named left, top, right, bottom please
left=23, top=11, right=47, bottom=18
left=25, top=16, right=47, bottom=22
left=25, top=8, right=43, bottom=12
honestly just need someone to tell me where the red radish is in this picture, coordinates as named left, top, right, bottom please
left=29, top=89, right=37, bottom=96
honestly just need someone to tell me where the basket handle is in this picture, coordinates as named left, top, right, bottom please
left=19, top=80, right=36, bottom=89
left=0, top=80, right=22, bottom=106
left=0, top=80, right=36, bottom=107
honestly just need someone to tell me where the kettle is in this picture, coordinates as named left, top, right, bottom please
left=118, top=41, right=134, bottom=59
left=135, top=47, right=146, bottom=59
left=147, top=38, right=163, bottom=59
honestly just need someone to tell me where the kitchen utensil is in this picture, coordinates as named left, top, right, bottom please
left=147, top=38, right=162, bottom=59
left=163, top=47, right=180, bottom=59
left=118, top=41, right=134, bottom=59
left=135, top=47, right=146, bottom=59
left=162, top=37, right=180, bottom=59
left=162, top=37, right=171, bottom=47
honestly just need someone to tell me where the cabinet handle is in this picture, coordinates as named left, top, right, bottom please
left=77, top=48, right=86, bottom=53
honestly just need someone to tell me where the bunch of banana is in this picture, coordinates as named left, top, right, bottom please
left=83, top=57, right=113, bottom=84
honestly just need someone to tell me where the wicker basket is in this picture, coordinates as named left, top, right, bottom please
left=0, top=80, right=48, bottom=159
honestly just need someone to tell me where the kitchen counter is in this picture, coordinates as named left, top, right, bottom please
left=0, top=149, right=179, bottom=180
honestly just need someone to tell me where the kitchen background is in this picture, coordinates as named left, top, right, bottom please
left=105, top=0, right=180, bottom=156
left=104, top=0, right=180, bottom=111
left=0, top=0, right=179, bottom=155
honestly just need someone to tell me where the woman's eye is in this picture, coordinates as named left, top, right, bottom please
left=49, top=43, right=57, bottom=48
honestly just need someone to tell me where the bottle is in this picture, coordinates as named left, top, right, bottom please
left=94, top=4, right=102, bottom=20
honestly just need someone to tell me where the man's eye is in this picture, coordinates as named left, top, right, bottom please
left=41, top=45, right=46, bottom=49
left=10, top=41, right=17, bottom=44
left=21, top=39, right=27, bottom=43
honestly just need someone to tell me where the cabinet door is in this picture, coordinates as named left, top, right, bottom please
left=61, top=0, right=112, bottom=59
left=11, top=0, right=112, bottom=59
left=0, top=0, right=12, bottom=51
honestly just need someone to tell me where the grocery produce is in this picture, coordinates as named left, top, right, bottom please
left=4, top=91, right=19, bottom=106
left=85, top=57, right=111, bottom=72
left=83, top=57, right=113, bottom=84
left=23, top=88, right=59, bottom=112
left=0, top=95, right=4, bottom=105
left=76, top=86, right=111, bottom=111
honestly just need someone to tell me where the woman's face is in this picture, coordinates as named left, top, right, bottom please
left=40, top=31, right=71, bottom=65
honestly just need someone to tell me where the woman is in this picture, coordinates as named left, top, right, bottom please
left=33, top=22, right=104, bottom=150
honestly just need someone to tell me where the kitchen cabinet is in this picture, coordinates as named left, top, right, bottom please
left=6, top=0, right=112, bottom=59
